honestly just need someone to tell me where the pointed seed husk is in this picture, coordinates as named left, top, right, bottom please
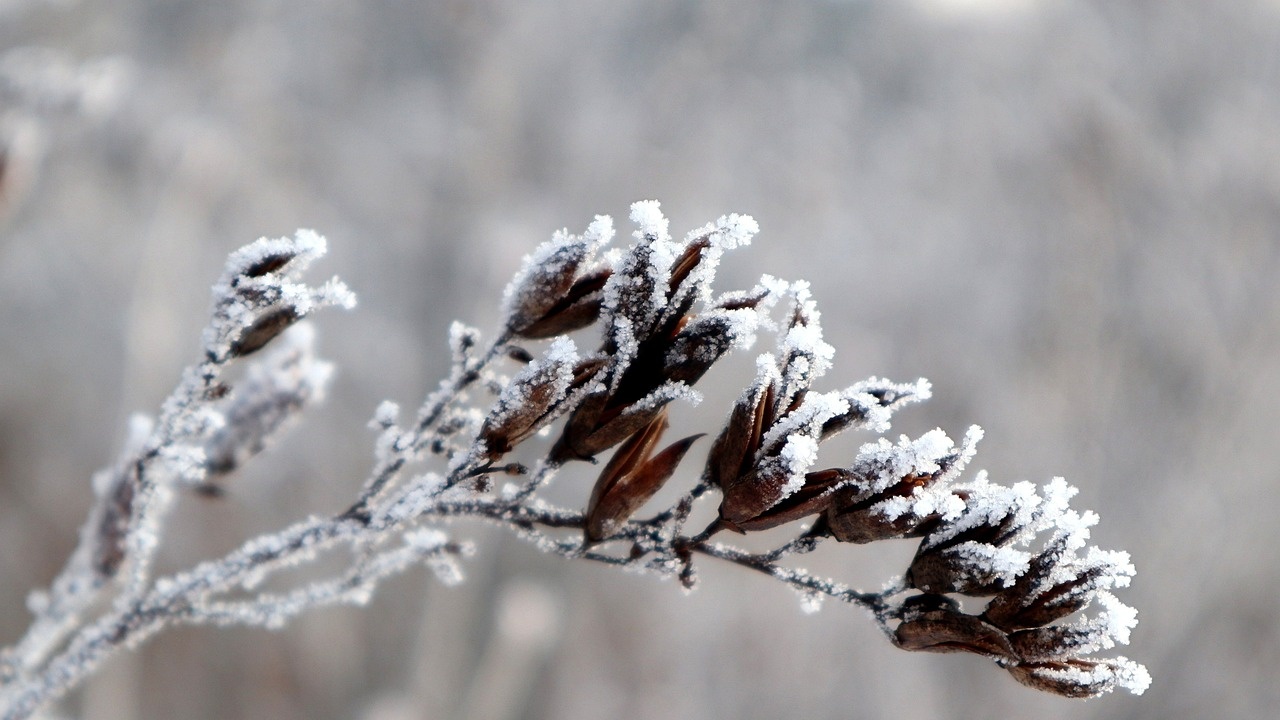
left=895, top=609, right=1017, bottom=661
left=584, top=411, right=702, bottom=543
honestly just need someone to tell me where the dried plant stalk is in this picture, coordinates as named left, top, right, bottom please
left=0, top=205, right=1148, bottom=720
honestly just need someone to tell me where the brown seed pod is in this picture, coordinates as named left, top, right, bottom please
left=479, top=345, right=596, bottom=460
left=238, top=251, right=297, bottom=279
left=718, top=461, right=793, bottom=527
left=706, top=377, right=771, bottom=489
left=505, top=239, right=596, bottom=337
left=229, top=306, right=299, bottom=357
left=515, top=268, right=610, bottom=339
left=731, top=468, right=848, bottom=532
left=663, top=312, right=746, bottom=386
left=894, top=608, right=1017, bottom=661
left=823, top=471, right=942, bottom=544
left=982, top=535, right=1100, bottom=631
left=584, top=410, right=702, bottom=544
left=1008, top=625, right=1094, bottom=664
left=907, top=545, right=1009, bottom=596
left=667, top=236, right=712, bottom=296
left=1007, top=659, right=1123, bottom=699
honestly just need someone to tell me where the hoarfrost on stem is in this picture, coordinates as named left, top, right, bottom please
left=0, top=206, right=1148, bottom=720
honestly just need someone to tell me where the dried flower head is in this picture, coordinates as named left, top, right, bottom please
left=503, top=217, right=614, bottom=339
left=1, top=205, right=1148, bottom=720
left=550, top=202, right=763, bottom=462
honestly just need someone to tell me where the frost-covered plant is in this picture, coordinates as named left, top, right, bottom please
left=0, top=203, right=1148, bottom=719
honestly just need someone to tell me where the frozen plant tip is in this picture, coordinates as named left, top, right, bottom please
left=0, top=205, right=1147, bottom=720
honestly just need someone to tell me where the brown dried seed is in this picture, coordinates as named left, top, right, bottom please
left=1007, top=660, right=1117, bottom=699
left=605, top=330, right=677, bottom=409
left=711, top=287, right=770, bottom=312
left=661, top=239, right=713, bottom=322
left=239, top=252, right=296, bottom=279
left=664, top=314, right=744, bottom=387
left=924, top=499, right=1024, bottom=557
left=1004, top=580, right=1094, bottom=629
left=824, top=473, right=942, bottom=544
left=517, top=297, right=603, bottom=339
left=750, top=382, right=774, bottom=460
left=907, top=546, right=1008, bottom=596
left=575, top=403, right=668, bottom=463
left=705, top=381, right=768, bottom=488
left=505, top=243, right=593, bottom=335
left=547, top=356, right=612, bottom=454
left=894, top=609, right=1017, bottom=661
left=731, top=468, right=848, bottom=532
left=1008, top=625, right=1092, bottom=664
left=550, top=387, right=610, bottom=462
left=230, top=306, right=299, bottom=357
left=589, top=412, right=670, bottom=512
left=825, top=505, right=940, bottom=544
left=718, top=461, right=792, bottom=526
left=482, top=354, right=600, bottom=460
left=606, top=243, right=663, bottom=332
left=983, top=543, right=1100, bottom=630
left=478, top=374, right=560, bottom=458
left=667, top=237, right=712, bottom=295
left=516, top=269, right=610, bottom=339
left=904, top=497, right=1032, bottom=595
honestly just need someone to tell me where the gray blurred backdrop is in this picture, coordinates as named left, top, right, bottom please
left=2, top=1, right=1278, bottom=718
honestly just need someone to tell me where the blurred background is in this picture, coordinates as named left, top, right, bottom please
left=2, top=0, right=1278, bottom=718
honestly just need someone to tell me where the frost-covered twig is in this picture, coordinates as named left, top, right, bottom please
left=0, top=204, right=1148, bottom=719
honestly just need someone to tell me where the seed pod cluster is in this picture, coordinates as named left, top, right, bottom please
left=487, top=203, right=772, bottom=536
left=550, top=203, right=765, bottom=463
left=476, top=204, right=1147, bottom=699
left=708, top=395, right=1145, bottom=701
left=706, top=284, right=934, bottom=531
left=208, top=230, right=355, bottom=362
left=892, top=507, right=1147, bottom=698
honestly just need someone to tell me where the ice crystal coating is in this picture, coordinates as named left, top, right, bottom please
left=0, top=207, right=1146, bottom=720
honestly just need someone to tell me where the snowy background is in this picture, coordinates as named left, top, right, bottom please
left=2, top=0, right=1278, bottom=718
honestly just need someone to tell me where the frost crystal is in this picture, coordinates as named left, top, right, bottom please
left=629, top=200, right=670, bottom=243
left=857, top=429, right=956, bottom=492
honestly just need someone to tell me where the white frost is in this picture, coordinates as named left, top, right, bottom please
left=629, top=200, right=670, bottom=243
left=371, top=400, right=400, bottom=429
